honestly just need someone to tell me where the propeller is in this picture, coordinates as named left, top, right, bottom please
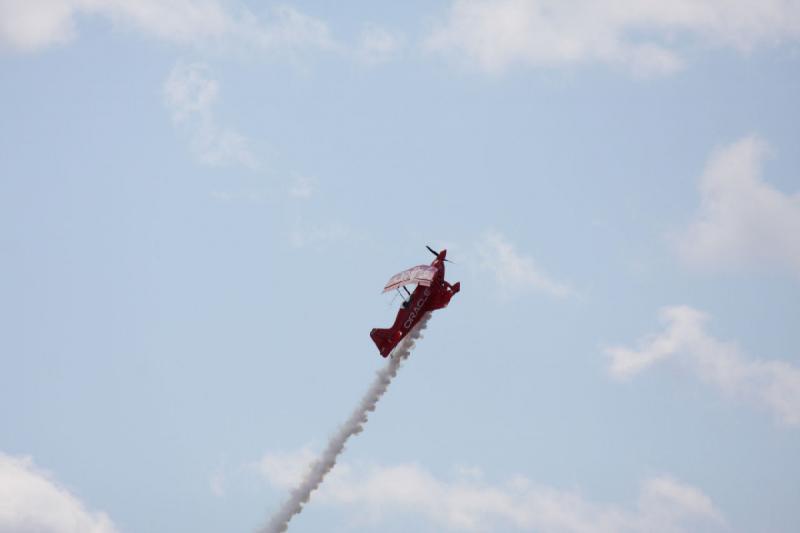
left=426, top=245, right=453, bottom=263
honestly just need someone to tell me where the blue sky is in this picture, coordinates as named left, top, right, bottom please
left=1, top=1, right=799, bottom=532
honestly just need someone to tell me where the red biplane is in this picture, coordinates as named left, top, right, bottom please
left=370, top=246, right=460, bottom=357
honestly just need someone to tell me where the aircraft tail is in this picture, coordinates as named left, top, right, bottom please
left=370, top=328, right=395, bottom=358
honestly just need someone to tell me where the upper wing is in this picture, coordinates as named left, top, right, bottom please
left=382, top=265, right=437, bottom=293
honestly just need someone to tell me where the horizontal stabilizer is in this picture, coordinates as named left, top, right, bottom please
left=370, top=328, right=400, bottom=357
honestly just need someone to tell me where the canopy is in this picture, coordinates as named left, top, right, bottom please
left=382, top=265, right=437, bottom=293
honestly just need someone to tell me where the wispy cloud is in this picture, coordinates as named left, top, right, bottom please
left=288, top=176, right=315, bottom=199
left=0, top=0, right=407, bottom=70
left=605, top=306, right=800, bottom=426
left=426, top=0, right=800, bottom=76
left=0, top=452, right=118, bottom=533
left=164, top=62, right=257, bottom=168
left=0, top=1, right=336, bottom=55
left=259, top=451, right=723, bottom=532
left=356, top=24, right=404, bottom=65
left=674, top=135, right=800, bottom=277
left=476, top=231, right=573, bottom=298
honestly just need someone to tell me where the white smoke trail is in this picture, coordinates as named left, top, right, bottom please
left=261, top=314, right=431, bottom=533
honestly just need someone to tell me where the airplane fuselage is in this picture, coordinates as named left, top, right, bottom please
left=370, top=253, right=460, bottom=357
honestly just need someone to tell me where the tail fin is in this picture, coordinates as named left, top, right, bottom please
left=370, top=328, right=395, bottom=358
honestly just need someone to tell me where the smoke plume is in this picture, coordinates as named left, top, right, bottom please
left=262, top=314, right=431, bottom=533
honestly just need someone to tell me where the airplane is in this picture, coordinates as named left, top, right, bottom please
left=370, top=246, right=460, bottom=357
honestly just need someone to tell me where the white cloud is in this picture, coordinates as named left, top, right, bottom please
left=258, top=447, right=318, bottom=489
left=241, top=4, right=335, bottom=53
left=0, top=0, right=335, bottom=54
left=606, top=306, right=800, bottom=426
left=0, top=452, right=118, bottom=533
left=477, top=231, right=573, bottom=298
left=675, top=135, right=800, bottom=276
left=426, top=0, right=800, bottom=75
left=356, top=24, right=404, bottom=65
left=164, top=62, right=257, bottom=168
left=163, top=61, right=219, bottom=121
left=209, top=469, right=225, bottom=497
left=288, top=176, right=314, bottom=199
left=0, top=1, right=408, bottom=70
left=259, top=450, right=722, bottom=532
